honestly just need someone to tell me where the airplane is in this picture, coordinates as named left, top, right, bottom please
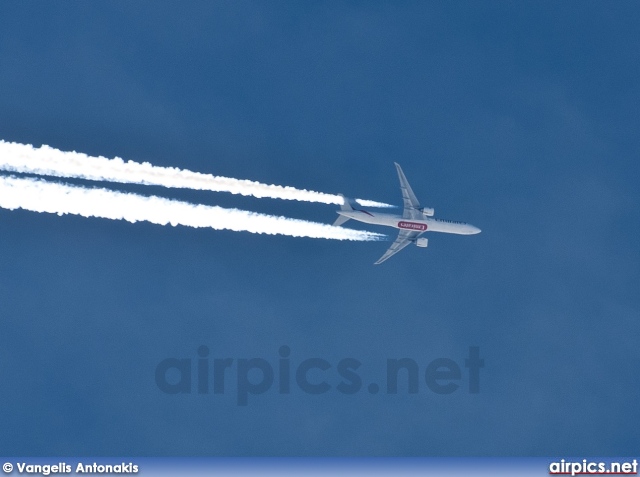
left=333, top=163, right=481, bottom=264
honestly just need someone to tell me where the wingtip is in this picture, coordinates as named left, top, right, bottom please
left=373, top=256, right=387, bottom=265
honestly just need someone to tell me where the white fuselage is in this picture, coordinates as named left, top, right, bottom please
left=337, top=210, right=481, bottom=235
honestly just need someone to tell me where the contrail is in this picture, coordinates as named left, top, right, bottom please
left=0, top=140, right=394, bottom=208
left=0, top=176, right=385, bottom=241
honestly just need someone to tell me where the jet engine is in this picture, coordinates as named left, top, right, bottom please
left=420, top=207, right=435, bottom=217
left=415, top=238, right=428, bottom=248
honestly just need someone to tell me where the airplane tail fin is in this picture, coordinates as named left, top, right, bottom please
left=339, top=194, right=356, bottom=211
left=333, top=194, right=355, bottom=227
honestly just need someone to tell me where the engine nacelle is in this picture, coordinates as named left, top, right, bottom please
left=421, top=207, right=435, bottom=217
left=415, top=238, right=428, bottom=248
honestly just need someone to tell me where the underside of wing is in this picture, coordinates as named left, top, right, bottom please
left=374, top=229, right=422, bottom=265
left=395, top=162, right=423, bottom=220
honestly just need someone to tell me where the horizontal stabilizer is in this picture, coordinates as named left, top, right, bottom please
left=333, top=214, right=351, bottom=227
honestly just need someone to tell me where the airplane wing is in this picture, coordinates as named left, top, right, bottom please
left=373, top=164, right=426, bottom=264
left=394, top=162, right=423, bottom=220
left=374, top=229, right=423, bottom=265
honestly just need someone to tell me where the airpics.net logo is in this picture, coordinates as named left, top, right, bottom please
left=155, top=346, right=484, bottom=405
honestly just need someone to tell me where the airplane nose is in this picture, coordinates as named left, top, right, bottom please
left=469, top=225, right=481, bottom=234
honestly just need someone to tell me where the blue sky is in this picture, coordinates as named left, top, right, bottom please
left=0, top=2, right=639, bottom=456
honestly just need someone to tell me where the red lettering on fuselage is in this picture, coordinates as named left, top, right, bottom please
left=398, top=221, right=427, bottom=231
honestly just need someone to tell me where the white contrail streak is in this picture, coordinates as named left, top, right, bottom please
left=0, top=140, right=394, bottom=208
left=0, top=176, right=385, bottom=241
